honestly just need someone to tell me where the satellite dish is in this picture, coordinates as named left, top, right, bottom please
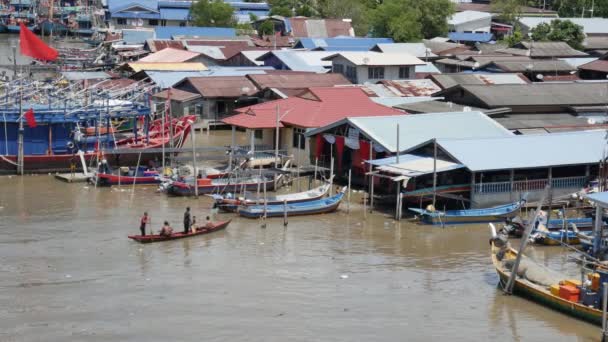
left=588, top=118, right=597, bottom=125
left=536, top=74, right=544, bottom=80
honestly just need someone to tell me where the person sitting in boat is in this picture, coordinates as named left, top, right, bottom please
left=160, top=221, right=173, bottom=236
left=190, top=216, right=197, bottom=233
left=204, top=216, right=213, bottom=228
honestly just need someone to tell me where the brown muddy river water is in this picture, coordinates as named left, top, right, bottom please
left=0, top=37, right=601, bottom=340
left=0, top=131, right=601, bottom=341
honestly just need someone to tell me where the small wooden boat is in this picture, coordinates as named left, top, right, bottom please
left=409, top=199, right=524, bottom=225
left=213, top=183, right=331, bottom=212
left=530, top=227, right=581, bottom=246
left=491, top=236, right=603, bottom=325
left=93, top=168, right=161, bottom=186
left=238, top=187, right=345, bottom=218
left=128, top=220, right=230, bottom=243
left=167, top=176, right=279, bottom=197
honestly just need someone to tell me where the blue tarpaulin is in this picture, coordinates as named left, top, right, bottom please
left=448, top=32, right=494, bottom=43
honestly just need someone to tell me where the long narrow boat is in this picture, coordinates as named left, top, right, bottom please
left=409, top=199, right=524, bottom=225
left=491, top=237, right=603, bottom=325
left=92, top=169, right=161, bottom=186
left=128, top=220, right=230, bottom=243
left=167, top=176, right=279, bottom=197
left=213, top=183, right=331, bottom=212
left=237, top=188, right=345, bottom=218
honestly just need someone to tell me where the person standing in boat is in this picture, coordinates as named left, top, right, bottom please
left=190, top=216, right=197, bottom=233
left=183, top=207, right=191, bottom=234
left=139, top=212, right=150, bottom=236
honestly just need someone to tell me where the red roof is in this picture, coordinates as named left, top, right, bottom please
left=579, top=59, right=608, bottom=73
left=223, top=87, right=403, bottom=129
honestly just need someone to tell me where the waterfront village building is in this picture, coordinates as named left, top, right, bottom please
left=221, top=87, right=403, bottom=166
left=323, top=52, right=425, bottom=84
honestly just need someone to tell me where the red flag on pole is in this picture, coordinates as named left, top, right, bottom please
left=24, top=108, right=37, bottom=128
left=19, top=23, right=58, bottom=61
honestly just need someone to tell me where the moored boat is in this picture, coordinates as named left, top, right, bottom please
left=128, top=220, right=231, bottom=243
left=409, top=199, right=525, bottom=225
left=490, top=231, right=604, bottom=325
left=237, top=187, right=346, bottom=218
left=213, top=183, right=331, bottom=212
left=167, top=176, right=279, bottom=197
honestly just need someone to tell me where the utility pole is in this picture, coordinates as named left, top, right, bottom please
left=17, top=81, right=24, bottom=175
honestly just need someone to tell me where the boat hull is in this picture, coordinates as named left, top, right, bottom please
left=238, top=192, right=344, bottom=218
left=128, top=220, right=230, bottom=243
left=7, top=24, right=36, bottom=33
left=94, top=173, right=160, bottom=186
left=0, top=24, right=8, bottom=33
left=410, top=200, right=523, bottom=225
left=40, top=21, right=68, bottom=35
left=492, top=242, right=603, bottom=326
left=167, top=179, right=277, bottom=197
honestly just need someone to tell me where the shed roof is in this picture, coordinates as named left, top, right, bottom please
left=236, top=50, right=269, bottom=65
left=223, top=87, right=403, bottom=129
left=491, top=113, right=594, bottom=130
left=139, top=47, right=201, bottom=63
left=370, top=43, right=438, bottom=58
left=448, top=11, right=492, bottom=26
left=584, top=37, right=608, bottom=50
left=152, top=88, right=201, bottom=102
left=497, top=42, right=587, bottom=58
left=371, top=154, right=464, bottom=177
left=376, top=79, right=442, bottom=97
left=585, top=192, right=608, bottom=207
left=154, top=26, right=236, bottom=39
left=145, top=39, right=185, bottom=52
left=305, top=111, right=512, bottom=153
left=488, top=60, right=576, bottom=72
left=519, top=17, right=608, bottom=35
left=395, top=101, right=486, bottom=114
left=579, top=59, right=608, bottom=73
left=322, top=51, right=425, bottom=66
left=423, top=39, right=469, bottom=55
left=247, top=73, right=350, bottom=90
left=429, top=73, right=528, bottom=89
left=430, top=130, right=607, bottom=172
left=180, top=76, right=258, bottom=98
left=293, top=37, right=393, bottom=50
left=288, top=17, right=354, bottom=38
left=125, top=62, right=208, bottom=72
left=257, top=50, right=333, bottom=73
left=435, top=83, right=608, bottom=108
left=159, top=7, right=189, bottom=21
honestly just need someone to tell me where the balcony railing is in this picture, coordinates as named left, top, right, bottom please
left=474, top=176, right=588, bottom=194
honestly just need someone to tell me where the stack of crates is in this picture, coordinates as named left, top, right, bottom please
left=559, top=285, right=580, bottom=302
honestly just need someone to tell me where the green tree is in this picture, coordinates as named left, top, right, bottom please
left=491, top=0, right=529, bottom=24
left=258, top=20, right=275, bottom=36
left=191, top=0, right=235, bottom=27
left=504, top=28, right=523, bottom=47
left=317, top=0, right=368, bottom=35
left=530, top=19, right=585, bottom=50
left=367, top=0, right=454, bottom=42
left=548, top=0, right=608, bottom=18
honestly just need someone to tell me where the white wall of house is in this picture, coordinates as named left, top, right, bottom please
left=331, top=56, right=416, bottom=83
left=283, top=127, right=310, bottom=166
left=450, top=17, right=491, bottom=33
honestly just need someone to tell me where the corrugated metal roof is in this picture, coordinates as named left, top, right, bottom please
left=448, top=32, right=493, bottom=43
left=490, top=60, right=576, bottom=72
left=519, top=17, right=608, bottom=35
left=62, top=71, right=111, bottom=81
left=122, top=29, right=155, bottom=45
left=185, top=45, right=225, bottom=60
left=493, top=113, right=590, bottom=130
left=323, top=52, right=425, bottom=66
left=373, top=154, right=464, bottom=176
left=127, top=62, right=208, bottom=72
left=139, top=48, right=201, bottom=63
left=153, top=88, right=201, bottom=102
left=396, top=101, right=486, bottom=114
left=585, top=192, right=608, bottom=207
left=294, top=37, right=393, bottom=50
left=108, top=0, right=158, bottom=12
left=558, top=57, right=598, bottom=68
left=159, top=8, right=189, bottom=20
left=154, top=26, right=236, bottom=39
left=239, top=50, right=269, bottom=65
left=415, top=62, right=441, bottom=74
left=378, top=79, right=442, bottom=97
left=437, top=83, right=608, bottom=107
left=261, top=50, right=333, bottom=73
left=497, top=42, right=587, bottom=58
left=306, top=111, right=512, bottom=153
left=369, top=97, right=436, bottom=107
left=579, top=60, right=608, bottom=73
left=224, top=87, right=403, bottom=129
left=371, top=43, right=438, bottom=58
left=146, top=71, right=208, bottom=88
left=146, top=39, right=185, bottom=52
left=430, top=73, right=528, bottom=89
left=184, top=76, right=258, bottom=98
left=247, top=73, right=350, bottom=90
left=433, top=130, right=607, bottom=172
left=584, top=37, right=608, bottom=50
left=448, top=11, right=492, bottom=26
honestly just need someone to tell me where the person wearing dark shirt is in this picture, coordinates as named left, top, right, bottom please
left=183, top=207, right=191, bottom=234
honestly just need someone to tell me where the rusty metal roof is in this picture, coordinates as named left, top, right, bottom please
left=153, top=88, right=202, bottom=102
left=181, top=76, right=258, bottom=98
left=378, top=79, right=442, bottom=97
left=145, top=39, right=186, bottom=52
left=247, top=73, right=350, bottom=90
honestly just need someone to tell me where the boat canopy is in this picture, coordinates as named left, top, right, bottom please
left=367, top=154, right=464, bottom=177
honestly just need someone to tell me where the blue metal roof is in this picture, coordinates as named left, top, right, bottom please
left=432, top=130, right=608, bottom=172
left=158, top=0, right=191, bottom=8
left=108, top=0, right=158, bottom=12
left=123, top=29, right=156, bottom=44
left=224, top=1, right=270, bottom=10
left=146, top=67, right=273, bottom=88
left=294, top=37, right=394, bottom=50
left=586, top=192, right=608, bottom=208
left=448, top=32, right=494, bottom=43
left=160, top=8, right=189, bottom=21
left=112, top=12, right=160, bottom=19
left=154, top=26, right=236, bottom=39
left=306, top=111, right=513, bottom=153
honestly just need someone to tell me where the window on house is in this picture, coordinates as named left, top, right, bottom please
left=148, top=19, right=158, bottom=26
left=254, top=129, right=263, bottom=139
left=161, top=19, right=167, bottom=26
left=346, top=66, right=357, bottom=83
left=292, top=128, right=306, bottom=149
left=333, top=64, right=344, bottom=74
left=398, top=66, right=410, bottom=79
left=368, top=67, right=385, bottom=80
left=117, top=18, right=126, bottom=25
left=179, top=22, right=186, bottom=27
